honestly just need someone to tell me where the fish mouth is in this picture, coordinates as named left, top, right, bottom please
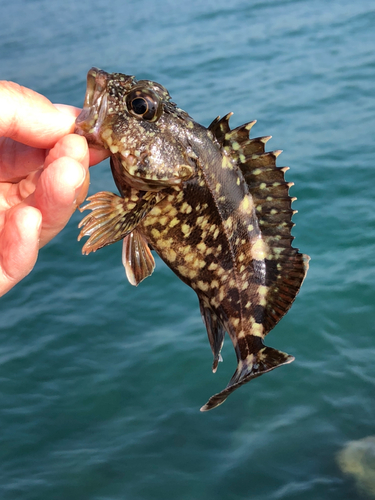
left=75, top=67, right=109, bottom=148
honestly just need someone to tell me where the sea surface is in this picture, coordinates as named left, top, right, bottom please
left=1, top=0, right=375, bottom=499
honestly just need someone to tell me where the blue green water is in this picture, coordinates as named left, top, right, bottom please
left=1, top=0, right=375, bottom=498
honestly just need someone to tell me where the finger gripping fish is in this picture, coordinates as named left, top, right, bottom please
left=75, top=67, right=309, bottom=411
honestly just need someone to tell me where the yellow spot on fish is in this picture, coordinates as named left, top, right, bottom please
left=177, top=265, right=189, bottom=277
left=109, top=144, right=119, bottom=154
left=213, top=228, right=220, bottom=239
left=210, top=297, right=220, bottom=308
left=197, top=242, right=207, bottom=253
left=166, top=249, right=176, bottom=262
left=222, top=156, right=233, bottom=170
left=252, top=323, right=264, bottom=337
left=181, top=202, right=192, bottom=214
left=151, top=228, right=160, bottom=239
left=208, top=262, right=218, bottom=271
left=197, top=281, right=209, bottom=292
left=251, top=238, right=269, bottom=260
left=188, top=269, right=198, bottom=279
left=201, top=218, right=209, bottom=229
left=184, top=253, right=194, bottom=263
left=193, top=258, right=206, bottom=269
left=152, top=206, right=162, bottom=216
left=239, top=196, right=253, bottom=213
left=145, top=216, right=159, bottom=226
left=157, top=238, right=173, bottom=250
left=169, top=217, right=179, bottom=228
left=225, top=217, right=233, bottom=230
left=181, top=224, right=191, bottom=237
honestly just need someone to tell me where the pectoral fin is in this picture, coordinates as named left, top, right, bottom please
left=122, top=231, right=155, bottom=286
left=78, top=190, right=165, bottom=254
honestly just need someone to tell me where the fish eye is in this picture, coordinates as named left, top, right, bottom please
left=126, top=89, right=162, bottom=122
left=131, top=98, right=148, bottom=115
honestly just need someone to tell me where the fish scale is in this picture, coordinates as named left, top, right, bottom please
left=75, top=67, right=309, bottom=411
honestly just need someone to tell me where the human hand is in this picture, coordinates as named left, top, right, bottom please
left=0, top=81, right=109, bottom=297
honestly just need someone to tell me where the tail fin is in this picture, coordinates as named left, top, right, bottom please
left=200, top=346, right=294, bottom=412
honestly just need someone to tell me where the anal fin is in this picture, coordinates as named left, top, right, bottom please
left=122, top=231, right=155, bottom=286
left=199, top=298, right=225, bottom=373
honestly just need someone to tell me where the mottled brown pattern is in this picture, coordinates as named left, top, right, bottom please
left=75, top=68, right=309, bottom=411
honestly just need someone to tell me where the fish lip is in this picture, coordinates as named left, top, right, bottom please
left=74, top=67, right=109, bottom=148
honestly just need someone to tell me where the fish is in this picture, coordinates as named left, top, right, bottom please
left=75, top=67, right=310, bottom=411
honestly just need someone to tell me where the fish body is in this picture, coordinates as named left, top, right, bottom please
left=75, top=68, right=309, bottom=411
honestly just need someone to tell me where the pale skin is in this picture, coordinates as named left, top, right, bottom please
left=0, top=81, right=109, bottom=296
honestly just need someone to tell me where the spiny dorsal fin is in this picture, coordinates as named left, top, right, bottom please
left=208, top=113, right=233, bottom=145
left=211, top=114, right=309, bottom=332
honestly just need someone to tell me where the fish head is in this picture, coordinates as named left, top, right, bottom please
left=75, top=67, right=197, bottom=190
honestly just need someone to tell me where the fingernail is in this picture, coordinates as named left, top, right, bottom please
left=74, top=167, right=89, bottom=206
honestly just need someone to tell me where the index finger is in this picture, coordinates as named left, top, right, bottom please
left=0, top=81, right=76, bottom=149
